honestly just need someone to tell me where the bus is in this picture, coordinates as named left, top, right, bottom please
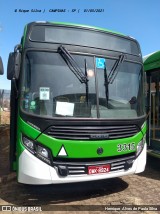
left=144, top=50, right=160, bottom=158
left=7, top=22, right=146, bottom=184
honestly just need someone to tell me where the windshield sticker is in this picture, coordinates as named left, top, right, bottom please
left=30, top=101, right=36, bottom=110
left=39, top=87, right=50, bottom=100
left=96, top=58, right=106, bottom=69
left=56, top=101, right=74, bottom=116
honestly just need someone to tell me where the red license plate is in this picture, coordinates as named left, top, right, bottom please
left=88, top=164, right=110, bottom=175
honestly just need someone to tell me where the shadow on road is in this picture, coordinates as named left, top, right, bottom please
left=0, top=177, right=128, bottom=205
left=138, top=155, right=160, bottom=180
left=0, top=126, right=10, bottom=177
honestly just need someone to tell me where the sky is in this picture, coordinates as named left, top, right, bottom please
left=0, top=0, right=160, bottom=89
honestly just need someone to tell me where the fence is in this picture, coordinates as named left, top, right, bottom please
left=0, top=89, right=10, bottom=125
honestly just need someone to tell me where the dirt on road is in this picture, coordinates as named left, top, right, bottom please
left=0, top=111, right=10, bottom=125
left=0, top=126, right=160, bottom=214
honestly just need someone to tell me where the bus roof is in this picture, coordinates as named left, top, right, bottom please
left=48, top=21, right=126, bottom=37
left=21, top=22, right=141, bottom=57
left=143, top=50, right=160, bottom=72
left=24, top=21, right=127, bottom=37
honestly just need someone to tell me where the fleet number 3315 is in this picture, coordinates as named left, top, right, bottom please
left=117, top=143, right=135, bottom=152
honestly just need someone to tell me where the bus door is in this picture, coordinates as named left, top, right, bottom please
left=148, top=71, right=160, bottom=155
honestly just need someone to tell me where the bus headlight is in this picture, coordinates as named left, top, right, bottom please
left=22, top=136, right=35, bottom=154
left=22, top=135, right=52, bottom=165
left=136, top=135, right=146, bottom=157
left=36, top=145, right=52, bottom=165
left=37, top=145, right=49, bottom=158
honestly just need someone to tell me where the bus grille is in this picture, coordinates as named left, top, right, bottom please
left=45, top=125, right=139, bottom=140
left=54, top=155, right=135, bottom=176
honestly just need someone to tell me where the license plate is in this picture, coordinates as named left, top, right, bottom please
left=88, top=164, right=110, bottom=175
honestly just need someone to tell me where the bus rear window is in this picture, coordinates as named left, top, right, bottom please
left=29, top=25, right=140, bottom=56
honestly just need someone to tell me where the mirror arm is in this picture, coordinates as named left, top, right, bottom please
left=14, top=44, right=22, bottom=53
left=13, top=78, right=19, bottom=99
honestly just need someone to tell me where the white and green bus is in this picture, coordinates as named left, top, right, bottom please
left=6, top=22, right=146, bottom=184
left=144, top=51, right=160, bottom=158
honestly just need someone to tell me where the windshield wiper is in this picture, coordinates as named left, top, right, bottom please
left=104, top=62, right=109, bottom=107
left=108, top=54, right=125, bottom=84
left=58, top=46, right=88, bottom=84
left=84, top=58, right=89, bottom=104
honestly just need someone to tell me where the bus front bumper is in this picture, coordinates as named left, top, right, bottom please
left=18, top=144, right=146, bottom=185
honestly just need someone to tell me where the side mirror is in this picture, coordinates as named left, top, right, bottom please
left=0, top=56, right=4, bottom=75
left=7, top=52, right=21, bottom=80
left=7, top=53, right=15, bottom=80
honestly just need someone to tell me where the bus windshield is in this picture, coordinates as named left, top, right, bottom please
left=21, top=51, right=145, bottom=119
